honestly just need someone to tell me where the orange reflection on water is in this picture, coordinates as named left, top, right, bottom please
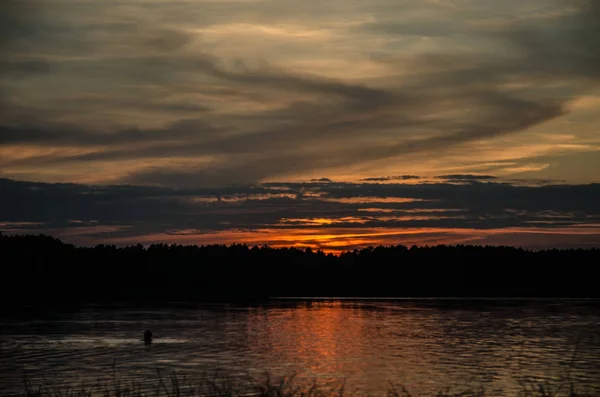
left=244, top=301, right=447, bottom=395
left=246, top=301, right=367, bottom=381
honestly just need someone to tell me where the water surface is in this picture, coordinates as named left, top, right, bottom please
left=1, top=299, right=599, bottom=396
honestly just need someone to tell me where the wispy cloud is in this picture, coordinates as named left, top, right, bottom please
left=1, top=0, right=600, bottom=186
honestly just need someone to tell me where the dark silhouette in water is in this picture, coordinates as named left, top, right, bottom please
left=0, top=233, right=599, bottom=304
left=144, top=330, right=152, bottom=344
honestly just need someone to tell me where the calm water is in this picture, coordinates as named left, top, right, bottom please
left=1, top=299, right=599, bottom=396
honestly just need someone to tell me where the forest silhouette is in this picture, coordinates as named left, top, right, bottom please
left=1, top=233, right=598, bottom=304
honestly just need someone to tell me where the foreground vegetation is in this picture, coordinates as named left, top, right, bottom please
left=20, top=370, right=599, bottom=397
left=1, top=233, right=599, bottom=303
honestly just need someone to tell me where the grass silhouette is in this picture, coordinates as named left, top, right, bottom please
left=21, top=370, right=598, bottom=397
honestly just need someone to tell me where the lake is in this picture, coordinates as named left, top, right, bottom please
left=1, top=299, right=599, bottom=396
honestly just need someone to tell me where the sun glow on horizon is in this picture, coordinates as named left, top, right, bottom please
left=12, top=224, right=596, bottom=255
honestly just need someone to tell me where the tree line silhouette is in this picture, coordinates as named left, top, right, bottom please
left=1, top=233, right=598, bottom=304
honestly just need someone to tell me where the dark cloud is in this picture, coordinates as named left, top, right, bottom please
left=0, top=59, right=53, bottom=78
left=361, top=175, right=421, bottom=181
left=360, top=17, right=467, bottom=39
left=2, top=178, right=600, bottom=248
left=436, top=174, right=497, bottom=181
left=1, top=0, right=194, bottom=55
left=0, top=119, right=220, bottom=147
left=37, top=86, right=562, bottom=187
left=505, top=0, right=600, bottom=80
left=202, top=57, right=395, bottom=108
left=0, top=0, right=35, bottom=48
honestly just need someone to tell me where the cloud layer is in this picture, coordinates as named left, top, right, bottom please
left=3, top=177, right=600, bottom=252
left=1, top=0, right=600, bottom=186
left=2, top=0, right=600, bottom=250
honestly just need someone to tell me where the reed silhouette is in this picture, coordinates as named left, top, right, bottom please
left=21, top=369, right=599, bottom=397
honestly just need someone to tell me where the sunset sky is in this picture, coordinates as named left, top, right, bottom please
left=2, top=0, right=600, bottom=252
